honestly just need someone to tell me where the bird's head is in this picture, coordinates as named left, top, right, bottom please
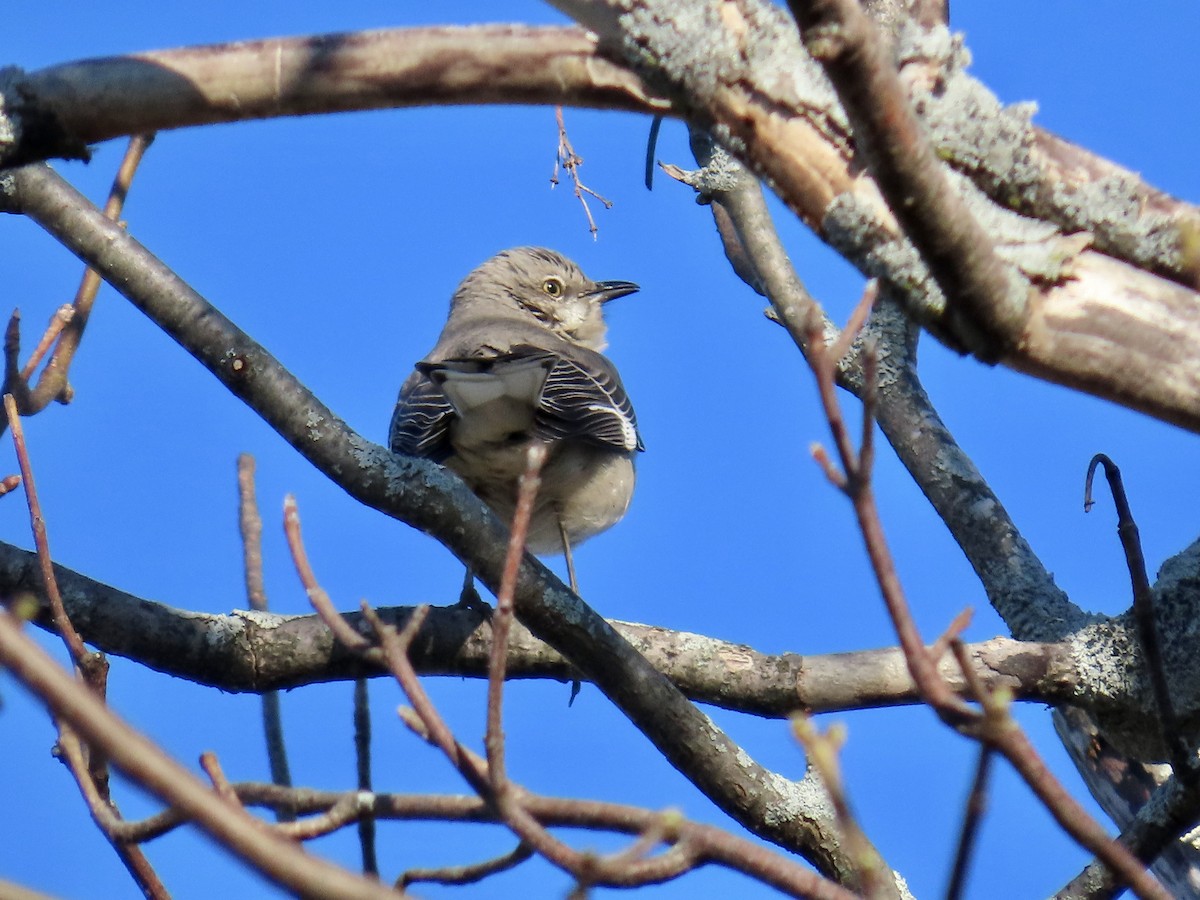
left=450, top=247, right=638, bottom=351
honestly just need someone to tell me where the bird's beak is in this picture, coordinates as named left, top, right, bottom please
left=588, top=280, right=640, bottom=304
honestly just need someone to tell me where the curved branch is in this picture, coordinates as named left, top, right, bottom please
left=5, top=18, right=1200, bottom=427
left=0, top=26, right=667, bottom=167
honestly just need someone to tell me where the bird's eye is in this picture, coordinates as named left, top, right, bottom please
left=542, top=277, right=565, bottom=298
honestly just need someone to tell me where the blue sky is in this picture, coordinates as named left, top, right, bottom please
left=3, top=3, right=1199, bottom=898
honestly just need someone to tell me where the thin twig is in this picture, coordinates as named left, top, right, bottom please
left=792, top=715, right=886, bottom=895
left=0, top=609, right=399, bottom=900
left=399, top=842, right=534, bottom=888
left=3, top=393, right=167, bottom=894
left=283, top=495, right=370, bottom=653
left=19, top=306, right=74, bottom=380
left=644, top=116, right=664, bottom=190
left=353, top=677, right=378, bottom=876
left=486, top=442, right=548, bottom=793
left=351, top=552, right=832, bottom=894
left=55, top=722, right=171, bottom=899
left=236, top=454, right=294, bottom=818
left=4, top=393, right=90, bottom=671
left=1085, top=454, right=1191, bottom=779
left=805, top=320, right=1167, bottom=898
left=275, top=791, right=374, bottom=842
left=6, top=134, right=155, bottom=420
left=200, top=751, right=242, bottom=807
left=551, top=106, right=612, bottom=239
left=945, top=744, right=995, bottom=900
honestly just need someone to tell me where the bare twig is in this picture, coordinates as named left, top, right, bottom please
left=3, top=393, right=90, bottom=672
left=19, top=305, right=74, bottom=380
left=236, top=454, right=294, bottom=820
left=805, top=320, right=1167, bottom=898
left=486, top=442, right=548, bottom=794
left=399, top=842, right=534, bottom=888
left=283, top=495, right=370, bottom=654
left=55, top=722, right=170, bottom=899
left=551, top=106, right=613, bottom=238
left=353, top=677, right=378, bottom=876
left=275, top=791, right=374, bottom=842
left=644, top=116, right=664, bottom=190
left=945, top=744, right=995, bottom=900
left=3, top=393, right=168, bottom=895
left=295, top=527, right=853, bottom=895
left=5, top=135, right=155, bottom=422
left=200, top=751, right=242, bottom=807
left=1085, top=454, right=1191, bottom=779
left=0, top=610, right=400, bottom=900
left=793, top=716, right=886, bottom=895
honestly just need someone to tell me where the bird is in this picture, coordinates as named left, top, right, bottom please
left=389, top=247, right=643, bottom=595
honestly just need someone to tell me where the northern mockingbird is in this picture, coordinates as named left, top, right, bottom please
left=389, top=246, right=643, bottom=592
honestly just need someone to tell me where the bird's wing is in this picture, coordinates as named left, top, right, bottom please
left=531, top=346, right=644, bottom=453
left=388, top=371, right=456, bottom=460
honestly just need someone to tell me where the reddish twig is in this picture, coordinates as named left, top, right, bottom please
left=297, top=517, right=848, bottom=895
left=806, top=312, right=1168, bottom=899
left=55, top=722, right=171, bottom=899
left=275, top=791, right=374, bottom=842
left=200, top=751, right=242, bottom=807
left=5, top=134, right=155, bottom=422
left=3, top=393, right=167, bottom=895
left=19, top=305, right=74, bottom=380
left=3, top=393, right=90, bottom=671
left=792, top=715, right=886, bottom=895
left=283, top=494, right=370, bottom=653
left=486, top=442, right=548, bottom=794
left=0, top=609, right=399, bottom=900
left=399, top=842, right=534, bottom=888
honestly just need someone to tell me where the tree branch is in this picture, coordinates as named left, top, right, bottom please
left=787, top=0, right=1028, bottom=359
left=0, top=537, right=1077, bottom=716
left=0, top=26, right=667, bottom=167
left=547, top=0, right=1200, bottom=432
left=0, top=610, right=401, bottom=900
left=0, top=161, right=865, bottom=883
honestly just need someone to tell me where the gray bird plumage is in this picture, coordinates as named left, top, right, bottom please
left=389, top=247, right=643, bottom=564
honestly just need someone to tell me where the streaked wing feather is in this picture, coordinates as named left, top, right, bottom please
left=389, top=374, right=455, bottom=461
left=536, top=354, right=643, bottom=452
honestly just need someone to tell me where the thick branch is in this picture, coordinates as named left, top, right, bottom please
left=0, top=537, right=1078, bottom=714
left=6, top=19, right=1200, bottom=427
left=788, top=0, right=1028, bottom=358
left=548, top=0, right=1200, bottom=433
left=0, top=26, right=667, bottom=167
